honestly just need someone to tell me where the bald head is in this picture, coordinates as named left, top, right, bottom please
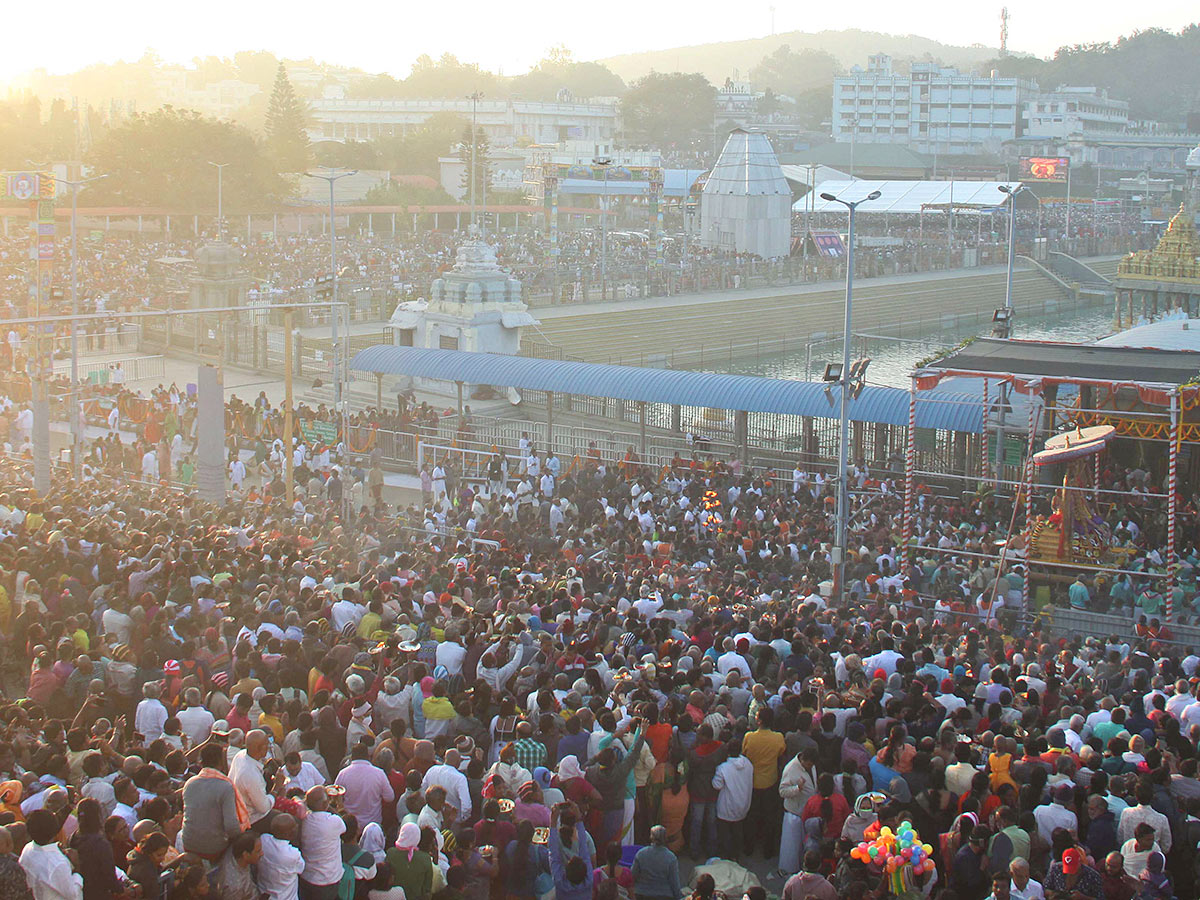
left=246, top=730, right=269, bottom=760
left=443, top=749, right=461, bottom=769
left=272, top=813, right=298, bottom=841
left=305, top=785, right=329, bottom=811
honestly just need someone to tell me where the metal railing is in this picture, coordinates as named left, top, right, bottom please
left=50, top=355, right=166, bottom=384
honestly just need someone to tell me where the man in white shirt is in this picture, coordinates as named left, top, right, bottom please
left=112, top=776, right=141, bottom=829
left=259, top=813, right=306, bottom=900
left=134, top=682, right=169, bottom=743
left=716, top=638, right=753, bottom=681
left=229, top=730, right=277, bottom=828
left=421, top=748, right=472, bottom=821
left=283, top=752, right=325, bottom=794
left=1007, top=858, right=1045, bottom=900
left=435, top=629, right=467, bottom=677
left=1034, top=784, right=1079, bottom=843
left=177, top=688, right=215, bottom=746
left=300, top=786, right=346, bottom=897
left=19, top=809, right=83, bottom=900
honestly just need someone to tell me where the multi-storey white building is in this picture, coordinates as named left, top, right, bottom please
left=307, top=90, right=619, bottom=147
left=832, top=54, right=1037, bottom=155
left=1023, top=87, right=1129, bottom=138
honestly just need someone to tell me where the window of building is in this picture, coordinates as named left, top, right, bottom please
left=438, top=334, right=459, bottom=351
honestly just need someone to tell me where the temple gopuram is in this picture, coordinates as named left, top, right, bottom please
left=1114, top=203, right=1200, bottom=327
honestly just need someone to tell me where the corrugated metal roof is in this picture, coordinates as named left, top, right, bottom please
left=350, top=346, right=982, bottom=433
left=805, top=180, right=1022, bottom=214
left=703, top=129, right=791, bottom=197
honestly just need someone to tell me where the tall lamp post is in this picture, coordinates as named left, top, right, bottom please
left=304, top=167, right=357, bottom=411
left=52, top=171, right=107, bottom=478
left=848, top=118, right=860, bottom=181
left=208, top=162, right=229, bottom=240
left=593, top=157, right=612, bottom=298
left=820, top=188, right=880, bottom=602
left=467, top=91, right=483, bottom=230
left=992, top=182, right=1030, bottom=479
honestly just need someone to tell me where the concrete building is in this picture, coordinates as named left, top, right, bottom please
left=307, top=91, right=618, bottom=147
left=1023, top=87, right=1129, bottom=138
left=699, top=129, right=792, bottom=259
left=439, top=150, right=528, bottom=201
left=832, top=54, right=1037, bottom=155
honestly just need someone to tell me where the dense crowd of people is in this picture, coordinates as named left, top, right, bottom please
left=0, top=368, right=1195, bottom=900
left=0, top=196, right=1157, bottom=349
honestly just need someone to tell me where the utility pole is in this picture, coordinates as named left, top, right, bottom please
left=304, top=167, right=357, bottom=411
left=467, top=91, right=484, bottom=229
left=594, top=157, right=612, bottom=298
left=284, top=309, right=295, bottom=505
left=208, top=162, right=229, bottom=240
left=52, top=172, right=107, bottom=479
left=820, top=187, right=881, bottom=603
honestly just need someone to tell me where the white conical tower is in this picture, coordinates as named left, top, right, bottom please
left=699, top=128, right=793, bottom=259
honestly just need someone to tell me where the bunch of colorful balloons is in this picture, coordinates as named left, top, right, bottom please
left=850, top=821, right=936, bottom=891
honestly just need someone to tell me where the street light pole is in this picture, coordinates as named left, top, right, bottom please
left=848, top=118, right=860, bottom=181
left=994, top=182, right=1029, bottom=481
left=208, top=162, right=229, bottom=240
left=593, top=157, right=612, bottom=298
left=467, top=91, right=483, bottom=230
left=305, top=167, right=357, bottom=412
left=820, top=188, right=880, bottom=603
left=52, top=172, right=108, bottom=479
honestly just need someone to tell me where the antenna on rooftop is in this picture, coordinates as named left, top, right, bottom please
left=999, top=7, right=1010, bottom=56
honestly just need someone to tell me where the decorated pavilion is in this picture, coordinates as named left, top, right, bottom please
left=1114, top=203, right=1200, bottom=327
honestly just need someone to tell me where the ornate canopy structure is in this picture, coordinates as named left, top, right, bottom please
left=1114, top=204, right=1200, bottom=326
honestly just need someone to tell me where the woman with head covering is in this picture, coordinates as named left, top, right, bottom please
left=385, top=823, right=433, bottom=900
left=555, top=756, right=602, bottom=811
left=360, top=822, right=387, bottom=865
left=513, top=780, right=551, bottom=828
left=535, top=766, right=564, bottom=807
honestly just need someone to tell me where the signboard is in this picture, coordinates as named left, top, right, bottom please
left=809, top=230, right=847, bottom=258
left=1019, top=156, right=1070, bottom=183
left=1, top=171, right=54, bottom=201
left=301, top=420, right=338, bottom=445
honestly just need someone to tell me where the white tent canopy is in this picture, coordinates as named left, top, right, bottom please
left=802, top=180, right=1024, bottom=215
left=780, top=164, right=850, bottom=188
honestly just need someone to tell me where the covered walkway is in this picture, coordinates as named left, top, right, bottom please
left=349, top=346, right=981, bottom=432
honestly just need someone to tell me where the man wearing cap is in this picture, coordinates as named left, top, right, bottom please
left=1044, top=847, right=1101, bottom=899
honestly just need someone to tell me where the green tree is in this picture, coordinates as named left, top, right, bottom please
left=621, top=72, right=715, bottom=146
left=402, top=53, right=500, bottom=98
left=234, top=51, right=283, bottom=91
left=509, top=47, right=625, bottom=101
left=363, top=177, right=452, bottom=205
left=459, top=123, right=492, bottom=205
left=749, top=45, right=840, bottom=98
left=85, top=107, right=291, bottom=209
left=372, top=111, right=469, bottom=178
left=264, top=63, right=310, bottom=172
left=314, top=140, right=379, bottom=169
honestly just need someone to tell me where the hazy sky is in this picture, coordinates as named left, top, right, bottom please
left=3, top=0, right=1196, bottom=83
